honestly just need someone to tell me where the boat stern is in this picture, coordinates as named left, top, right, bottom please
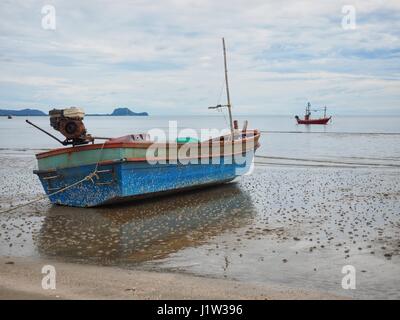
left=33, top=163, right=122, bottom=207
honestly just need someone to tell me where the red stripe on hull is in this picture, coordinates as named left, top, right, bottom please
left=296, top=117, right=331, bottom=125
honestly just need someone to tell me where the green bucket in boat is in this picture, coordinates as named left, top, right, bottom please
left=176, top=137, right=199, bottom=143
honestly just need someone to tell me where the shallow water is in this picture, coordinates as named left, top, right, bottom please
left=0, top=115, right=400, bottom=299
left=1, top=115, right=400, bottom=164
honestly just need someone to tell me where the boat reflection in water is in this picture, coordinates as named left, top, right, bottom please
left=35, top=183, right=256, bottom=265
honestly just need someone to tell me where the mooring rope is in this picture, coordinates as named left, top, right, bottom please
left=0, top=141, right=108, bottom=214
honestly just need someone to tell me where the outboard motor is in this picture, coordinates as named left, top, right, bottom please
left=49, top=107, right=93, bottom=146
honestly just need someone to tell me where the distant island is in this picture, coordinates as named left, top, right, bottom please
left=110, top=108, right=148, bottom=116
left=0, top=107, right=148, bottom=117
left=0, top=108, right=46, bottom=116
left=87, top=108, right=149, bottom=116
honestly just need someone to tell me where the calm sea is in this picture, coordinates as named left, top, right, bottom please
left=1, top=115, right=400, bottom=165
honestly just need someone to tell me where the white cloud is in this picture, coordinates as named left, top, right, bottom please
left=0, top=0, right=399, bottom=114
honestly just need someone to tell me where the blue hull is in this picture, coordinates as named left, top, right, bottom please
left=34, top=153, right=254, bottom=207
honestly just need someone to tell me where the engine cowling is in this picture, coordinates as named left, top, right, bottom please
left=49, top=107, right=93, bottom=145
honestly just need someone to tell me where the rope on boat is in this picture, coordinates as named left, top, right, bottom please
left=0, top=141, right=107, bottom=214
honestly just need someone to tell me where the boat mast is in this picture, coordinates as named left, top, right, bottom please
left=222, top=37, right=234, bottom=139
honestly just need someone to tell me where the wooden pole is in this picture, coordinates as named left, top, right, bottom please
left=222, top=38, right=234, bottom=139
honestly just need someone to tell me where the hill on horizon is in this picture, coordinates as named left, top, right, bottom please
left=110, top=107, right=148, bottom=116
left=0, top=107, right=149, bottom=117
left=0, top=108, right=46, bottom=116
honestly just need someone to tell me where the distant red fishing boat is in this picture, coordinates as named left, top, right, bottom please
left=295, top=102, right=331, bottom=125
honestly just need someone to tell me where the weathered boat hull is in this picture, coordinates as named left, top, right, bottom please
left=34, top=130, right=260, bottom=207
left=34, top=152, right=254, bottom=207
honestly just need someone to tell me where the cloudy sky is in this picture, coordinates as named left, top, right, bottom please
left=0, top=0, right=399, bottom=115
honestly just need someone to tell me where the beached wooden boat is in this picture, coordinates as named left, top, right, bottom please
left=33, top=132, right=259, bottom=207
left=30, top=38, right=260, bottom=207
left=295, top=103, right=331, bottom=125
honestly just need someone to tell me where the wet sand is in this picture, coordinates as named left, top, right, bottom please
left=0, top=256, right=342, bottom=299
left=0, top=150, right=399, bottom=299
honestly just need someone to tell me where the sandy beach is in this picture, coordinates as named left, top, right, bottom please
left=1, top=148, right=399, bottom=299
left=0, top=256, right=343, bottom=300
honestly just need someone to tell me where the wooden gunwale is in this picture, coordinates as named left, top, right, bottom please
left=33, top=146, right=258, bottom=175
left=36, top=130, right=260, bottom=160
left=33, top=135, right=260, bottom=174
